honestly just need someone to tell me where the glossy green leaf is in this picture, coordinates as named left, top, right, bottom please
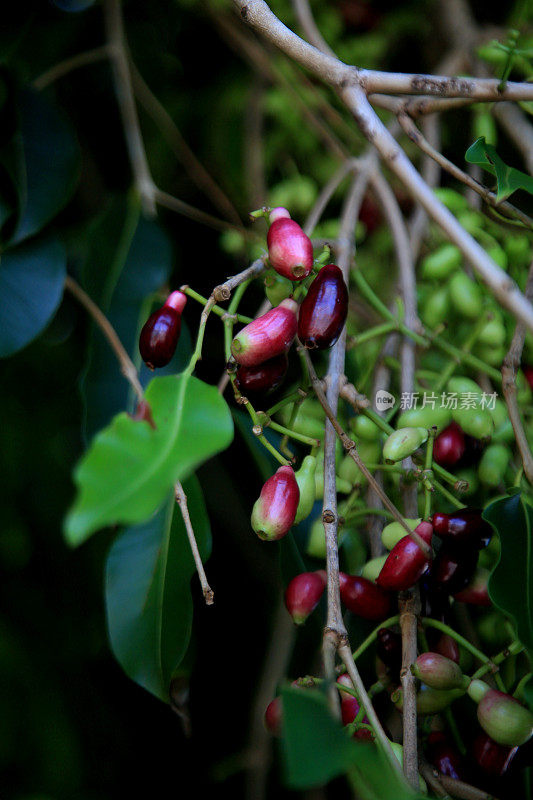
left=485, top=493, right=533, bottom=684
left=80, top=197, right=190, bottom=439
left=105, top=475, right=210, bottom=702
left=11, top=88, right=80, bottom=244
left=281, top=687, right=418, bottom=798
left=0, top=236, right=66, bottom=357
left=64, top=374, right=233, bottom=545
left=465, top=137, right=533, bottom=203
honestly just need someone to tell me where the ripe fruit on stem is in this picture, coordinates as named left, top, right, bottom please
left=231, top=299, right=298, bottom=366
left=430, top=544, right=478, bottom=594
left=234, top=352, right=289, bottom=398
left=473, top=732, right=518, bottom=776
left=426, top=732, right=464, bottom=781
left=139, top=290, right=187, bottom=369
left=433, top=422, right=465, bottom=468
left=432, top=508, right=492, bottom=550
left=284, top=570, right=326, bottom=624
left=264, top=696, right=283, bottom=736
left=297, top=264, right=349, bottom=350
left=267, top=215, right=313, bottom=280
left=337, top=674, right=372, bottom=739
left=454, top=567, right=491, bottom=606
left=376, top=521, right=433, bottom=592
left=468, top=681, right=533, bottom=747
left=339, top=573, right=392, bottom=620
left=251, top=465, right=300, bottom=541
left=376, top=628, right=402, bottom=681
left=411, top=652, right=468, bottom=690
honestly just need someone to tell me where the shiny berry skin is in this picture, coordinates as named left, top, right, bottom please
left=298, top=264, right=349, bottom=350
left=477, top=689, right=533, bottom=747
left=433, top=633, right=460, bottom=664
left=251, top=465, right=300, bottom=541
left=231, top=299, right=298, bottom=366
left=234, top=353, right=288, bottom=398
left=454, top=567, right=491, bottom=606
left=430, top=544, right=478, bottom=595
left=339, top=573, right=392, bottom=620
left=376, top=521, right=433, bottom=592
left=412, top=653, right=467, bottom=690
left=267, top=217, right=313, bottom=280
left=139, top=291, right=187, bottom=369
left=376, top=628, right=402, bottom=680
left=264, top=697, right=283, bottom=736
left=432, top=508, right=492, bottom=550
left=337, top=674, right=372, bottom=739
left=284, top=571, right=326, bottom=625
left=473, top=733, right=518, bottom=776
left=524, top=365, right=533, bottom=391
left=427, top=732, right=464, bottom=781
left=433, top=422, right=466, bottom=468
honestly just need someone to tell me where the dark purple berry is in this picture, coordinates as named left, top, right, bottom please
left=433, top=422, right=465, bottom=468
left=298, top=264, right=349, bottom=350
left=234, top=353, right=288, bottom=398
left=139, top=290, right=187, bottom=369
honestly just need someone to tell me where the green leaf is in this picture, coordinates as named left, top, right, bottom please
left=465, top=137, right=533, bottom=202
left=10, top=88, right=80, bottom=244
left=105, top=475, right=210, bottom=701
left=80, top=197, right=190, bottom=439
left=0, top=236, right=66, bottom=357
left=64, top=374, right=233, bottom=545
left=485, top=493, right=533, bottom=656
left=281, top=688, right=418, bottom=798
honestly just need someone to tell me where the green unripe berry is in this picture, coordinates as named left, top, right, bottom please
left=421, top=244, right=462, bottom=280
left=420, top=286, right=450, bottom=328
left=397, top=405, right=452, bottom=435
left=486, top=245, right=507, bottom=270
left=294, top=455, right=317, bottom=524
left=383, top=427, right=428, bottom=462
left=448, top=273, right=483, bottom=319
left=452, top=406, right=493, bottom=440
left=468, top=681, right=533, bottom=747
left=433, top=188, right=469, bottom=215
left=381, top=518, right=422, bottom=550
left=478, top=317, right=506, bottom=347
left=361, top=555, right=388, bottom=582
left=412, top=652, right=468, bottom=690
left=505, top=235, right=530, bottom=267
left=349, top=415, right=381, bottom=441
left=338, top=440, right=381, bottom=484
left=478, top=443, right=511, bottom=487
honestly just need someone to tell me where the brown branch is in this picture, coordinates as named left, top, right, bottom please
left=419, top=762, right=452, bottom=799
left=501, top=261, right=533, bottom=485
left=175, top=481, right=214, bottom=605
left=437, top=772, right=500, bottom=800
left=103, top=0, right=156, bottom=216
left=64, top=275, right=144, bottom=405
left=154, top=188, right=250, bottom=235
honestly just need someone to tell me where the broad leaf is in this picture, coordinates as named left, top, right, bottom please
left=465, top=137, right=533, bottom=203
left=281, top=687, right=418, bottom=798
left=80, top=198, right=190, bottom=439
left=485, top=493, right=533, bottom=657
left=11, top=88, right=80, bottom=244
left=0, top=236, right=66, bottom=357
left=64, top=374, right=233, bottom=545
left=105, top=476, right=210, bottom=702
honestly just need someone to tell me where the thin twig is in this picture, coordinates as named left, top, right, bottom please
left=154, top=188, right=247, bottom=235
left=130, top=62, right=243, bottom=226
left=419, top=761, right=452, bottom=799
left=437, top=772, right=500, bottom=800
left=33, top=44, right=112, bottom=90
left=398, top=113, right=533, bottom=230
left=103, top=0, right=156, bottom=215
left=64, top=275, right=144, bottom=404
left=175, top=481, right=214, bottom=605
left=501, top=261, right=533, bottom=485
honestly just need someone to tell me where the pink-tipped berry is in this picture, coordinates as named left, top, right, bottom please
left=284, top=571, right=326, bottom=624
left=231, top=299, right=298, bottom=366
left=376, top=521, right=433, bottom=592
left=267, top=218, right=313, bottom=281
left=251, top=465, right=300, bottom=541
left=139, top=290, right=187, bottom=369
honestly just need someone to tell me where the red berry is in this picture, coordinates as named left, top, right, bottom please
left=430, top=545, right=478, bottom=595
left=231, top=299, right=298, bottom=366
left=432, top=633, right=460, bottom=664
left=376, top=628, right=402, bottom=681
left=336, top=674, right=372, bottom=739
left=524, top=365, right=533, bottom=391
left=234, top=353, right=289, bottom=398
left=251, top=465, right=300, bottom=541
left=433, top=422, right=465, bottom=468
left=264, top=697, right=283, bottom=736
left=432, top=508, right=492, bottom=550
left=454, top=567, right=491, bottom=606
left=412, top=653, right=466, bottom=690
left=298, top=264, right=349, bottom=350
left=139, top=290, right=187, bottom=369
left=376, top=521, right=433, bottom=592
left=427, top=732, right=464, bottom=780
left=473, top=733, right=519, bottom=776
left=339, top=573, right=392, bottom=620
left=267, top=218, right=313, bottom=280
left=284, top=571, right=326, bottom=624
